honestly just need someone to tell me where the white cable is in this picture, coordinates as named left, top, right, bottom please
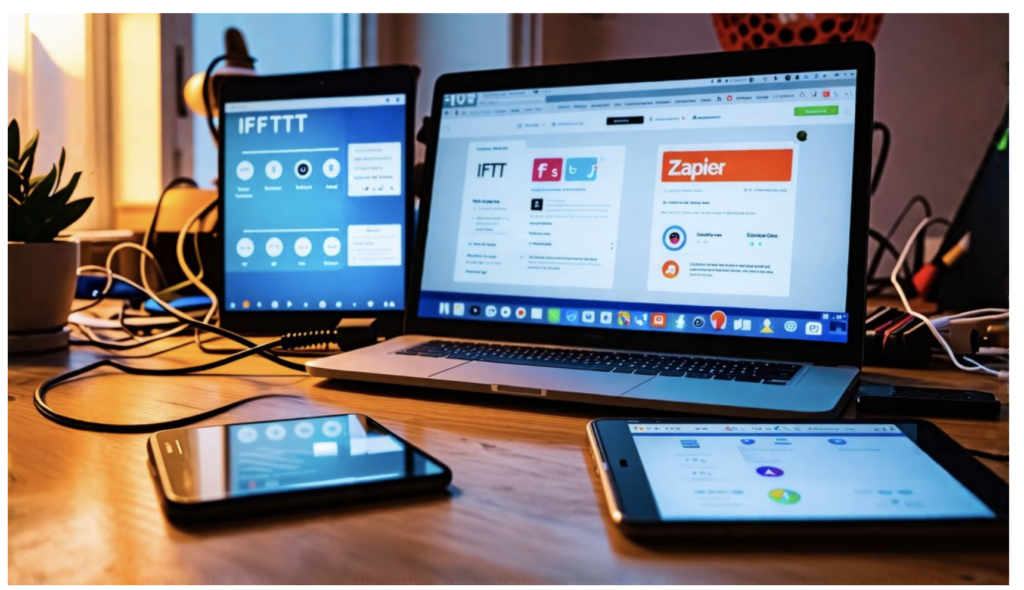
left=69, top=201, right=217, bottom=349
left=891, top=218, right=1008, bottom=379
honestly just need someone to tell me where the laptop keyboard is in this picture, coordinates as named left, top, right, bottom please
left=397, top=340, right=801, bottom=385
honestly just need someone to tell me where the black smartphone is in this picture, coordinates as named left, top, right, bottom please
left=587, top=418, right=1008, bottom=541
left=148, top=414, right=452, bottom=521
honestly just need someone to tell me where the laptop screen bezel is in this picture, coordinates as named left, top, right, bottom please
left=408, top=44, right=873, bottom=367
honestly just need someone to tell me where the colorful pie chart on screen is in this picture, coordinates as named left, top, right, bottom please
left=768, top=488, right=801, bottom=505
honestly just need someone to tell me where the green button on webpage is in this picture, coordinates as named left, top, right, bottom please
left=795, top=105, right=839, bottom=116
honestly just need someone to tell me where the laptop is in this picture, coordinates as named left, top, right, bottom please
left=308, top=43, right=874, bottom=418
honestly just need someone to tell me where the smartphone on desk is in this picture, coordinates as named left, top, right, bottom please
left=148, top=414, right=452, bottom=522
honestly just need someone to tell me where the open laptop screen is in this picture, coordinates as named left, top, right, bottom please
left=419, top=71, right=857, bottom=343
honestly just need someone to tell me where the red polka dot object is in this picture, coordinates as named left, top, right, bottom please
left=712, top=14, right=882, bottom=51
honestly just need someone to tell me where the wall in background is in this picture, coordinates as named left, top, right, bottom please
left=7, top=13, right=108, bottom=229
left=540, top=13, right=1010, bottom=252
left=376, top=13, right=512, bottom=162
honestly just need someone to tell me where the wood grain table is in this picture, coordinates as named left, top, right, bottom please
left=8, top=331, right=1009, bottom=583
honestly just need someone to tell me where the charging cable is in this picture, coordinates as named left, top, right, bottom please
left=891, top=217, right=1009, bottom=379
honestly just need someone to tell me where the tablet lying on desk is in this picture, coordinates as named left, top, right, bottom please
left=587, top=419, right=1007, bottom=539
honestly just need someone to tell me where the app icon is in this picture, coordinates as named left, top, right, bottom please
left=515, top=307, right=527, bottom=319
left=453, top=303, right=465, bottom=316
left=805, top=321, right=823, bottom=336
left=485, top=305, right=497, bottom=318
left=651, top=313, right=667, bottom=328
left=710, top=310, right=728, bottom=330
left=756, top=466, right=784, bottom=477
left=733, top=318, right=752, bottom=331
left=470, top=305, right=481, bottom=316
left=321, top=420, right=342, bottom=438
left=294, top=159, right=313, bottom=179
left=265, top=424, right=286, bottom=441
left=530, top=307, right=542, bottom=320
left=617, top=311, right=631, bottom=326
left=582, top=310, right=596, bottom=324
left=828, top=438, right=847, bottom=445
left=760, top=319, right=774, bottom=334
left=784, top=320, right=798, bottom=332
left=262, top=237, right=282, bottom=258
left=600, top=311, right=613, bottom=324
left=768, top=488, right=801, bottom=505
left=634, top=313, right=648, bottom=327
left=564, top=157, right=598, bottom=181
left=236, top=237, right=255, bottom=258
left=692, top=316, right=706, bottom=329
left=740, top=438, right=755, bottom=445
left=439, top=302, right=451, bottom=315
left=547, top=308, right=561, bottom=323
left=322, top=158, right=341, bottom=179
left=532, top=158, right=563, bottom=181
left=236, top=160, right=255, bottom=181
left=565, top=310, right=579, bottom=323
left=265, top=160, right=283, bottom=180
left=294, top=421, right=315, bottom=439
left=500, top=306, right=512, bottom=318
left=236, top=426, right=258, bottom=443
left=323, top=236, right=342, bottom=257
left=662, top=226, right=687, bottom=251
left=294, top=237, right=312, bottom=257
left=674, top=314, right=686, bottom=330
left=662, top=260, right=680, bottom=279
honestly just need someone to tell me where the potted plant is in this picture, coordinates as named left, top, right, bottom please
left=8, top=120, right=94, bottom=351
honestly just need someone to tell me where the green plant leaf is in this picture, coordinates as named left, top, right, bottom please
left=26, top=196, right=93, bottom=242
left=8, top=159, right=23, bottom=202
left=28, top=165, right=57, bottom=200
left=55, top=147, right=66, bottom=190
left=19, top=130, right=39, bottom=187
left=49, top=171, right=81, bottom=208
left=8, top=120, right=20, bottom=162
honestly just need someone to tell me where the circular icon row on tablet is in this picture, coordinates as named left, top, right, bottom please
left=235, top=420, right=343, bottom=444
left=236, top=158, right=341, bottom=181
left=236, top=236, right=341, bottom=258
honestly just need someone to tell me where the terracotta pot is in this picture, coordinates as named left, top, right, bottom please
left=8, top=240, right=80, bottom=334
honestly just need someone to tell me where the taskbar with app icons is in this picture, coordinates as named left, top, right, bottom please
left=418, top=291, right=850, bottom=344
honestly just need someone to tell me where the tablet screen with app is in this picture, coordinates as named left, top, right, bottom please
left=221, top=94, right=407, bottom=313
left=627, top=423, right=994, bottom=521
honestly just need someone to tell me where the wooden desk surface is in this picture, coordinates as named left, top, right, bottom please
left=8, top=332, right=1009, bottom=583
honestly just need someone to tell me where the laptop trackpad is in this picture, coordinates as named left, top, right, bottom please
left=430, top=361, right=647, bottom=397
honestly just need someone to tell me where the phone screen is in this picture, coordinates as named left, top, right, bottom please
left=626, top=422, right=994, bottom=521
left=153, top=415, right=446, bottom=502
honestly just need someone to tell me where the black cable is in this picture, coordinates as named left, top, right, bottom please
left=34, top=341, right=304, bottom=433
left=69, top=177, right=200, bottom=317
left=871, top=122, right=891, bottom=197
left=36, top=315, right=348, bottom=432
left=202, top=55, right=227, bottom=143
left=144, top=176, right=198, bottom=265
left=968, top=449, right=1009, bottom=462
left=866, top=195, right=933, bottom=295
